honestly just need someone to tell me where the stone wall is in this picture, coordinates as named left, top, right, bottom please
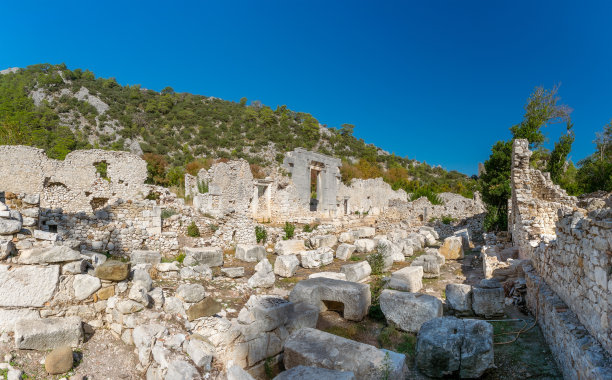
left=525, top=266, right=612, bottom=379
left=337, top=177, right=407, bottom=216
left=530, top=209, right=611, bottom=355
left=0, top=145, right=149, bottom=213
left=510, top=139, right=577, bottom=259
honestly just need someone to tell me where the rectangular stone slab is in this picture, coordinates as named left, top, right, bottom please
left=0, top=265, right=59, bottom=307
left=14, top=316, right=82, bottom=349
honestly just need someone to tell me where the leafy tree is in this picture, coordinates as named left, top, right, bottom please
left=547, top=122, right=574, bottom=184
left=576, top=121, right=612, bottom=193
left=340, top=123, right=355, bottom=137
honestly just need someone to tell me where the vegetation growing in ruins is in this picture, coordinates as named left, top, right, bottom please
left=197, top=179, right=209, bottom=194
left=409, top=187, right=443, bottom=205
left=368, top=244, right=388, bottom=276
left=282, top=222, right=295, bottom=240
left=255, top=226, right=268, bottom=243
left=187, top=221, right=200, bottom=237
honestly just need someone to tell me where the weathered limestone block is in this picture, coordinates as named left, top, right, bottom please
left=235, top=244, right=266, bottom=263
left=309, top=272, right=347, bottom=281
left=45, top=346, right=74, bottom=375
left=130, top=250, right=161, bottom=265
left=184, top=247, right=223, bottom=267
left=0, top=218, right=21, bottom=235
left=0, top=240, right=16, bottom=260
left=283, top=328, right=407, bottom=380
left=33, top=230, right=57, bottom=241
left=18, top=246, right=80, bottom=264
left=247, top=258, right=275, bottom=288
left=0, top=309, right=40, bottom=333
left=187, top=298, right=222, bottom=321
left=274, top=240, right=306, bottom=255
left=335, top=243, right=356, bottom=261
left=338, top=232, right=355, bottom=244
left=389, top=266, right=423, bottom=292
left=289, top=278, right=371, bottom=321
left=419, top=226, right=439, bottom=240
left=222, top=267, right=245, bottom=278
left=340, top=261, right=371, bottom=282
left=380, top=290, right=442, bottom=332
left=440, top=236, right=464, bottom=260
left=309, top=235, right=338, bottom=249
left=410, top=255, right=441, bottom=278
left=354, top=227, right=376, bottom=238
left=416, top=316, right=494, bottom=378
left=355, top=239, right=375, bottom=253
left=299, top=248, right=333, bottom=269
left=165, top=360, right=199, bottom=379
left=274, top=255, right=300, bottom=277
left=73, top=274, right=101, bottom=301
left=445, top=284, right=473, bottom=314
left=377, top=238, right=404, bottom=262
left=176, top=284, right=206, bottom=303
left=94, top=261, right=130, bottom=281
left=0, top=264, right=59, bottom=307
left=14, top=317, right=83, bottom=350
left=472, top=280, right=505, bottom=318
left=453, top=228, right=471, bottom=250
left=184, top=337, right=215, bottom=370
left=274, top=365, right=356, bottom=380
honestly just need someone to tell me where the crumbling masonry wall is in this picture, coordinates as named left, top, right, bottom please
left=337, top=177, right=407, bottom=216
left=0, top=146, right=149, bottom=213
left=510, top=139, right=577, bottom=259
left=529, top=209, right=611, bottom=355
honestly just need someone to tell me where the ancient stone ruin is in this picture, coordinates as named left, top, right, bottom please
left=0, top=141, right=608, bottom=379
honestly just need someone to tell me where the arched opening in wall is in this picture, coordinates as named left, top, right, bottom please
left=94, top=161, right=110, bottom=182
left=90, top=197, right=109, bottom=211
left=231, top=230, right=236, bottom=242
left=418, top=214, right=424, bottom=222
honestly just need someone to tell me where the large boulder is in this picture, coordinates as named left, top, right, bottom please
left=472, top=279, right=505, bottom=318
left=354, top=227, right=376, bottom=238
left=0, top=264, right=59, bottom=307
left=340, top=261, right=371, bottom=282
left=283, top=328, right=407, bottom=380
left=274, top=365, right=355, bottom=380
left=94, top=260, right=130, bottom=281
left=274, top=255, right=300, bottom=277
left=289, top=278, right=370, bottom=321
left=445, top=284, right=473, bottom=315
left=274, top=240, right=306, bottom=255
left=380, top=290, right=442, bottom=332
left=18, top=246, right=81, bottom=264
left=14, top=317, right=83, bottom=350
left=45, top=346, right=74, bottom=375
left=440, top=236, right=464, bottom=260
left=416, top=316, right=494, bottom=378
left=335, top=243, right=356, bottom=261
left=235, top=244, right=266, bottom=263
left=0, top=240, right=16, bottom=260
left=165, top=360, right=200, bottom=380
left=453, top=228, right=472, bottom=250
left=377, top=239, right=404, bottom=262
left=388, top=266, right=423, bottom=292
left=183, top=247, right=223, bottom=267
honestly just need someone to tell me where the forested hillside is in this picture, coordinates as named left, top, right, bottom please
left=0, top=63, right=477, bottom=197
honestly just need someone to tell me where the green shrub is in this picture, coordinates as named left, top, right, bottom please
left=409, top=188, right=442, bottom=205
left=187, top=221, right=200, bottom=237
left=303, top=224, right=312, bottom=233
left=197, top=179, right=209, bottom=194
left=367, top=276, right=385, bottom=321
left=367, top=243, right=387, bottom=275
left=209, top=224, right=219, bottom=232
left=483, top=205, right=508, bottom=232
left=255, top=226, right=268, bottom=243
left=441, top=215, right=455, bottom=224
left=283, top=222, right=295, bottom=240
left=161, top=208, right=177, bottom=220
left=94, top=161, right=109, bottom=181
left=175, top=252, right=186, bottom=263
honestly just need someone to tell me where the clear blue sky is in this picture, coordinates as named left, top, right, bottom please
left=1, top=1, right=611, bottom=175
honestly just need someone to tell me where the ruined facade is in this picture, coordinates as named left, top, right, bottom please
left=0, top=146, right=149, bottom=213
left=281, top=148, right=341, bottom=216
left=337, top=177, right=407, bottom=216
